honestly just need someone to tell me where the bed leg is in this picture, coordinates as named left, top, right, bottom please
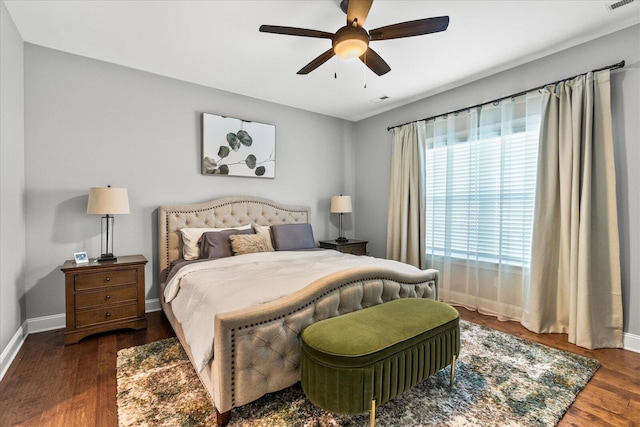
left=216, top=409, right=231, bottom=426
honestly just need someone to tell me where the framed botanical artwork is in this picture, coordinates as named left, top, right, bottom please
left=201, top=113, right=276, bottom=178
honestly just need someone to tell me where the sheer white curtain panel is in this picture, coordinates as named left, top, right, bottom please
left=425, top=93, right=542, bottom=320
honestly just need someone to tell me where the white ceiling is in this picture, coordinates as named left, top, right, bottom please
left=4, top=0, right=640, bottom=121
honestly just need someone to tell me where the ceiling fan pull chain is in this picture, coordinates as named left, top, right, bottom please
left=363, top=52, right=367, bottom=88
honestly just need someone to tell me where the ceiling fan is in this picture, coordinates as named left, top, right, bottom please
left=259, top=0, right=449, bottom=76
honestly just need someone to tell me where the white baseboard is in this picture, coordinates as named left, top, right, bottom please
left=146, top=298, right=161, bottom=313
left=0, top=320, right=28, bottom=381
left=623, top=331, right=640, bottom=353
left=26, top=298, right=161, bottom=334
left=1, top=298, right=162, bottom=382
left=3, top=297, right=637, bottom=383
left=27, top=312, right=66, bottom=334
left=443, top=290, right=640, bottom=354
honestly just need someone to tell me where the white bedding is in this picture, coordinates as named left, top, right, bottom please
left=164, top=249, right=421, bottom=372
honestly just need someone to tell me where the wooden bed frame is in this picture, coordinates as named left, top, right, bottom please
left=158, top=195, right=439, bottom=426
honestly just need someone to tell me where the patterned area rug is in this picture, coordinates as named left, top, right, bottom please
left=116, top=321, right=599, bottom=426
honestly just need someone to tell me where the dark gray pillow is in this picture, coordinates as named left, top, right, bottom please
left=198, top=228, right=253, bottom=259
left=270, top=223, right=315, bottom=251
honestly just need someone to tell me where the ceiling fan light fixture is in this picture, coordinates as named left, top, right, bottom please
left=333, top=26, right=369, bottom=59
left=334, top=38, right=368, bottom=59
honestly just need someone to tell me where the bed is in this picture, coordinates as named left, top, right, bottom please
left=158, top=195, right=439, bottom=425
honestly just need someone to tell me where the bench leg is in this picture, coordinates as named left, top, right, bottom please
left=450, top=354, right=457, bottom=387
left=369, top=399, right=376, bottom=427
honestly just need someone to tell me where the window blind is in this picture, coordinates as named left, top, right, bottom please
left=425, top=93, right=541, bottom=267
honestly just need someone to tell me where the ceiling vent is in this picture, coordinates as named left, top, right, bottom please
left=606, top=0, right=635, bottom=11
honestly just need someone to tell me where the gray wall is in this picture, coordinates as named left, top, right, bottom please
left=23, top=44, right=354, bottom=319
left=353, top=25, right=640, bottom=338
left=2, top=11, right=637, bottom=363
left=0, top=2, right=26, bottom=358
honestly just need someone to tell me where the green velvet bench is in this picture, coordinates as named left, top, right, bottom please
left=300, top=298, right=460, bottom=425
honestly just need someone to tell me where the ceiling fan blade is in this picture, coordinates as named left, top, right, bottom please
left=297, top=49, right=336, bottom=74
left=347, top=0, right=373, bottom=27
left=359, top=47, right=391, bottom=76
left=369, top=16, right=449, bottom=41
left=259, top=25, right=333, bottom=39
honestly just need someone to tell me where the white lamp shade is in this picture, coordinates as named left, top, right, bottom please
left=87, top=187, right=130, bottom=215
left=330, top=195, right=352, bottom=213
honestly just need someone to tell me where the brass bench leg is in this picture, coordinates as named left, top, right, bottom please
left=450, top=354, right=457, bottom=387
left=369, top=399, right=376, bottom=427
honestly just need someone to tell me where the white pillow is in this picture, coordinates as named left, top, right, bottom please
left=253, top=224, right=274, bottom=252
left=180, top=224, right=252, bottom=260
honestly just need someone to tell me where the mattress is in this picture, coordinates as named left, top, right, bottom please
left=165, top=249, right=424, bottom=371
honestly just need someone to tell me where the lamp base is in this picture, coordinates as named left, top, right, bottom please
left=336, top=237, right=349, bottom=243
left=97, top=253, right=117, bottom=262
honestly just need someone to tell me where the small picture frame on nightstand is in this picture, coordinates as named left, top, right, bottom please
left=74, top=251, right=88, bottom=264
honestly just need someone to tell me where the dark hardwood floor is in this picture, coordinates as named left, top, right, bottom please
left=1, top=309, right=638, bottom=426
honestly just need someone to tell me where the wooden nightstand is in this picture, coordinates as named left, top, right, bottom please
left=61, top=254, right=148, bottom=344
left=319, top=239, right=368, bottom=256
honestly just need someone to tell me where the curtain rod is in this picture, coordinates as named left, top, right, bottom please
left=387, top=60, right=625, bottom=132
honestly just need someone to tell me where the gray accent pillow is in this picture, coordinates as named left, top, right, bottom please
left=198, top=228, right=253, bottom=259
left=180, top=224, right=252, bottom=260
left=270, top=223, right=315, bottom=251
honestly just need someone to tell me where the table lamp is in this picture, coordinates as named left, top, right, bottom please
left=87, top=185, right=130, bottom=262
left=330, top=195, right=352, bottom=242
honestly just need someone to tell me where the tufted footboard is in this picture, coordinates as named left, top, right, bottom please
left=211, top=266, right=438, bottom=420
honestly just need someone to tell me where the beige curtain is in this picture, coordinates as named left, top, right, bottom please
left=386, top=122, right=426, bottom=269
left=522, top=70, right=623, bottom=349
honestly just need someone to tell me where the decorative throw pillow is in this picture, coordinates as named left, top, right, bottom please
left=230, top=233, right=275, bottom=255
left=198, top=228, right=253, bottom=260
left=270, top=223, right=316, bottom=251
left=180, top=224, right=251, bottom=260
left=252, top=224, right=275, bottom=251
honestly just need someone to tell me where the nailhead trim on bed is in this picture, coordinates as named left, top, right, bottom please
left=158, top=196, right=311, bottom=282
left=226, top=276, right=437, bottom=407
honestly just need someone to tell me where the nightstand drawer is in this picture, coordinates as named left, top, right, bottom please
left=74, top=269, right=138, bottom=291
left=339, top=245, right=366, bottom=255
left=319, top=239, right=368, bottom=256
left=75, top=285, right=137, bottom=309
left=76, top=302, right=138, bottom=328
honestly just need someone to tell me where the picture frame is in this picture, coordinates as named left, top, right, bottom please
left=201, top=112, right=276, bottom=178
left=74, top=251, right=89, bottom=264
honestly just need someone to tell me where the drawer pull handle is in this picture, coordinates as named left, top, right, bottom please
left=105, top=277, right=111, bottom=282
left=105, top=295, right=111, bottom=300
left=105, top=312, right=111, bottom=318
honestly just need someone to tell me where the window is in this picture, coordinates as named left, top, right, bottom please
left=425, top=94, right=541, bottom=268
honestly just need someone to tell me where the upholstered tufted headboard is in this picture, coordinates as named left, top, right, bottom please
left=158, top=196, right=311, bottom=282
